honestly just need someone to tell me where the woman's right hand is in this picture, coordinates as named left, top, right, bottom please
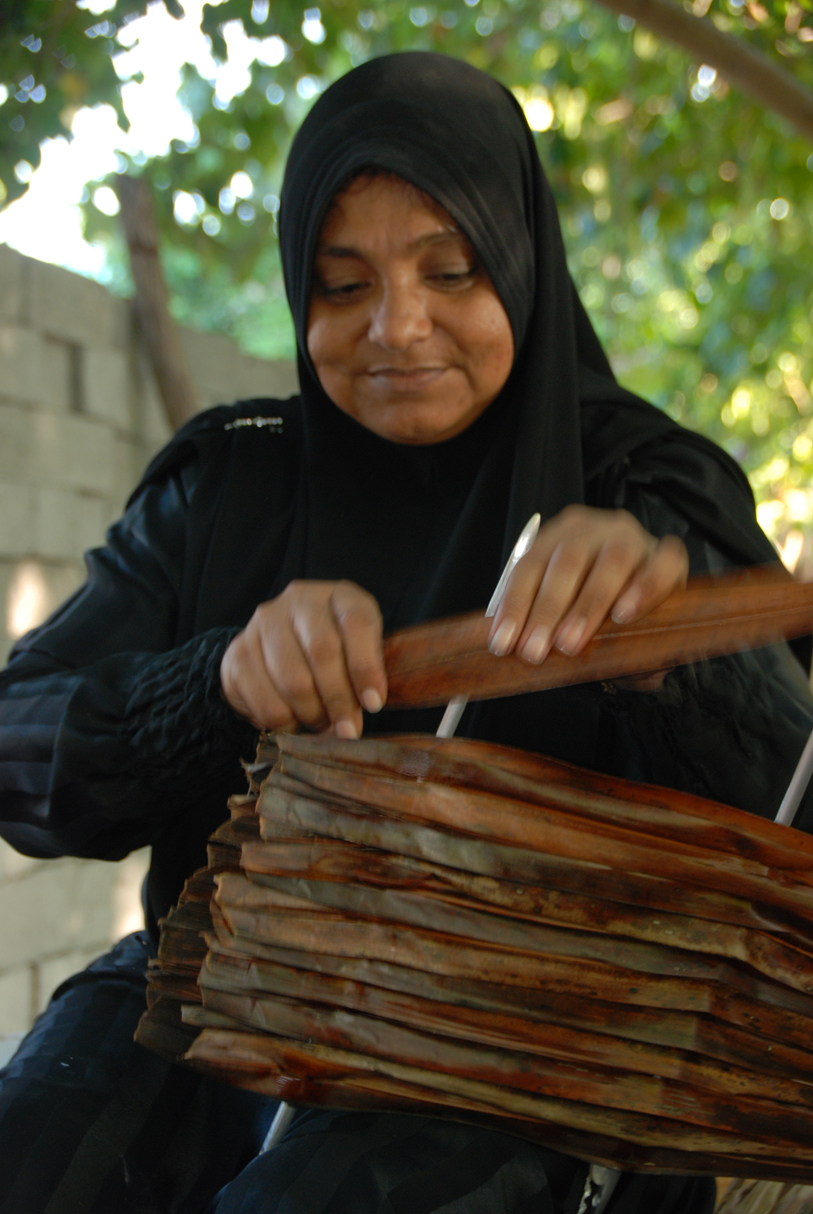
left=220, top=580, right=387, bottom=738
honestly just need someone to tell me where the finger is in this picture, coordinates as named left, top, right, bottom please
left=514, top=535, right=604, bottom=664
left=489, top=507, right=601, bottom=658
left=220, top=628, right=299, bottom=731
left=331, top=582, right=387, bottom=713
left=291, top=598, right=364, bottom=739
left=256, top=603, right=333, bottom=731
left=611, top=535, right=689, bottom=624
left=553, top=531, right=651, bottom=655
left=488, top=527, right=583, bottom=656
left=488, top=551, right=548, bottom=656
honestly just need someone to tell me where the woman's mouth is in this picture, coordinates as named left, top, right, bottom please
left=367, top=366, right=448, bottom=392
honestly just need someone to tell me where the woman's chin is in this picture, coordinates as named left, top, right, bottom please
left=338, top=393, right=487, bottom=445
left=363, top=410, right=472, bottom=445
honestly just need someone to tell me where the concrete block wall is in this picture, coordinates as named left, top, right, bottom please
left=0, top=244, right=297, bottom=1037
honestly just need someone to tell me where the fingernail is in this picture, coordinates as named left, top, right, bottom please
left=489, top=619, right=517, bottom=656
left=612, top=591, right=641, bottom=624
left=361, top=688, right=383, bottom=713
left=521, top=626, right=551, bottom=665
left=556, top=617, right=586, bottom=656
left=335, top=718, right=358, bottom=740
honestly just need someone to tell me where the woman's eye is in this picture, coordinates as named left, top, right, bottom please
left=428, top=266, right=477, bottom=287
left=321, top=279, right=370, bottom=299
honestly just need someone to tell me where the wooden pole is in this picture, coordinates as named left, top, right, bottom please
left=592, top=0, right=813, bottom=145
left=115, top=175, right=199, bottom=432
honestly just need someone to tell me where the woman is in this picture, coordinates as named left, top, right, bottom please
left=0, top=51, right=811, bottom=1214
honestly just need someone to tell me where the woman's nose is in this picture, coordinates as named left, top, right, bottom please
left=368, top=282, right=432, bottom=350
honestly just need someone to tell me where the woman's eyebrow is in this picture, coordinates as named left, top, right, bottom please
left=407, top=230, right=464, bottom=253
left=317, top=230, right=465, bottom=259
left=318, top=244, right=366, bottom=259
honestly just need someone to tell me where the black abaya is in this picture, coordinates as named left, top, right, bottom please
left=0, top=49, right=811, bottom=1214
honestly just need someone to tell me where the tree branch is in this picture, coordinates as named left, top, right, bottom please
left=592, top=0, right=813, bottom=143
left=115, top=176, right=200, bottom=432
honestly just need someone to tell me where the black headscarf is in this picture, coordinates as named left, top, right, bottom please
left=276, top=51, right=775, bottom=643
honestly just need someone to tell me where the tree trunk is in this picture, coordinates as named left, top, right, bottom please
left=115, top=175, right=199, bottom=432
left=592, top=0, right=813, bottom=145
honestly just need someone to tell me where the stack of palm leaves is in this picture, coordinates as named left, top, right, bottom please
left=138, top=730, right=813, bottom=1181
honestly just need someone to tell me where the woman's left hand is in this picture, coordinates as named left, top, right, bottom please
left=487, top=506, right=688, bottom=684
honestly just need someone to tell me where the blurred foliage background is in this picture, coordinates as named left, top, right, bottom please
left=3, top=0, right=813, bottom=567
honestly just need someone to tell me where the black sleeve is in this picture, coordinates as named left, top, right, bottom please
left=0, top=466, right=256, bottom=862
left=600, top=453, right=813, bottom=829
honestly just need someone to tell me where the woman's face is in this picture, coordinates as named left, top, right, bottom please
left=307, top=174, right=515, bottom=445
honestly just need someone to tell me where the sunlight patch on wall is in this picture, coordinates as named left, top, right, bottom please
left=114, top=848, right=150, bottom=939
left=6, top=562, right=50, bottom=640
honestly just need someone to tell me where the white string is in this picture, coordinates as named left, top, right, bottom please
left=775, top=724, right=813, bottom=826
left=435, top=514, right=540, bottom=741
left=260, top=1097, right=297, bottom=1153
